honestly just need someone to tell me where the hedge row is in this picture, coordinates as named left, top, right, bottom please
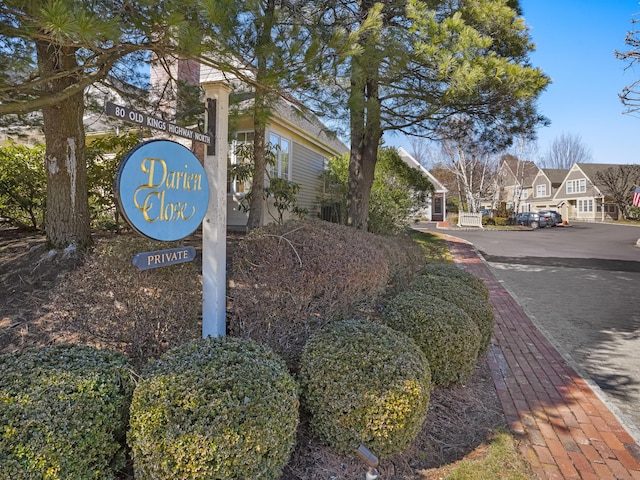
left=0, top=329, right=434, bottom=477
left=1, top=225, right=495, bottom=475
left=381, top=261, right=495, bottom=387
left=296, top=260, right=494, bottom=457
left=0, top=340, right=299, bottom=480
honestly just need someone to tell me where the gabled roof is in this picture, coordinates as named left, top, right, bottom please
left=271, top=100, right=348, bottom=156
left=398, top=147, right=448, bottom=193
left=229, top=95, right=348, bottom=156
left=552, top=163, right=633, bottom=202
left=574, top=163, right=630, bottom=190
left=501, top=157, right=540, bottom=186
left=540, top=168, right=568, bottom=186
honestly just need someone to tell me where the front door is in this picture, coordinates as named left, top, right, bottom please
left=432, top=195, right=444, bottom=221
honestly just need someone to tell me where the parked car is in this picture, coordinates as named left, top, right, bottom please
left=538, top=209, right=562, bottom=226
left=515, top=211, right=549, bottom=229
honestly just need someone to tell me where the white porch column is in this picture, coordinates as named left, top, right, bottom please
left=201, top=81, right=232, bottom=338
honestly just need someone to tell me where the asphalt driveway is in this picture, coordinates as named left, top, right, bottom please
left=434, top=221, right=640, bottom=265
left=416, top=221, right=640, bottom=442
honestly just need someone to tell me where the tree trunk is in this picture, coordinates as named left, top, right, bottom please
left=36, top=40, right=91, bottom=249
left=347, top=3, right=382, bottom=231
left=347, top=126, right=378, bottom=230
left=348, top=71, right=367, bottom=229
left=246, top=120, right=267, bottom=230
left=245, top=0, right=275, bottom=231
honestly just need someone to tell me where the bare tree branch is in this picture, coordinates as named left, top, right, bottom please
left=541, top=133, right=592, bottom=169
left=595, top=165, right=640, bottom=219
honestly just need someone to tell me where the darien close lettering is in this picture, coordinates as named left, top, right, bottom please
left=133, top=157, right=201, bottom=222
left=115, top=139, right=209, bottom=242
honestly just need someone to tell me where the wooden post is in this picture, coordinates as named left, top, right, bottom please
left=201, top=81, right=232, bottom=338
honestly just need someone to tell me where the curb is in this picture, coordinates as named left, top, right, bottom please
left=446, top=235, right=640, bottom=479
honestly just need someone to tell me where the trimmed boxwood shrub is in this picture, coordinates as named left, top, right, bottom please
left=421, top=262, right=489, bottom=300
left=0, top=344, right=134, bottom=479
left=410, top=274, right=494, bottom=354
left=299, top=319, right=432, bottom=458
left=383, top=291, right=481, bottom=387
left=128, top=336, right=299, bottom=479
left=457, top=294, right=494, bottom=354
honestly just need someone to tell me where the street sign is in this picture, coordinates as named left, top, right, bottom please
left=132, top=246, right=196, bottom=270
left=106, top=102, right=212, bottom=145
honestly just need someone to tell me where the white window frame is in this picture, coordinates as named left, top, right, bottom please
left=567, top=178, right=586, bottom=194
left=514, top=186, right=528, bottom=200
left=268, top=131, right=291, bottom=181
left=578, top=199, right=593, bottom=213
left=536, top=184, right=547, bottom=197
left=228, top=131, right=254, bottom=195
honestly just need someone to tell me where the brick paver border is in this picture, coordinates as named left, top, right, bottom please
left=445, top=235, right=640, bottom=480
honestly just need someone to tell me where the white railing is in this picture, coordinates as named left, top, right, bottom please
left=457, top=212, right=483, bottom=228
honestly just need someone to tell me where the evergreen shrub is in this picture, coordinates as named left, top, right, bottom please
left=410, top=274, right=494, bottom=354
left=383, top=291, right=481, bottom=386
left=0, top=344, right=134, bottom=479
left=128, top=336, right=299, bottom=479
left=421, top=262, right=489, bottom=300
left=0, top=142, right=46, bottom=230
left=299, top=319, right=432, bottom=458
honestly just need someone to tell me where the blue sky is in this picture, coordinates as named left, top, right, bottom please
left=520, top=0, right=640, bottom=164
left=386, top=1, right=640, bottom=165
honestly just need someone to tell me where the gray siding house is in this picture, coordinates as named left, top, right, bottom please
left=493, top=157, right=540, bottom=213
left=552, top=163, right=622, bottom=222
left=155, top=60, right=352, bottom=229
left=224, top=99, right=348, bottom=228
left=530, top=168, right=568, bottom=211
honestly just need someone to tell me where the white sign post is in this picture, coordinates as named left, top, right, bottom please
left=201, top=81, right=232, bottom=338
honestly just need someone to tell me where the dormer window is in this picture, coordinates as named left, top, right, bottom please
left=566, top=178, right=586, bottom=194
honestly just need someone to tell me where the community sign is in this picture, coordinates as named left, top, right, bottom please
left=106, top=102, right=212, bottom=145
left=115, top=139, right=209, bottom=242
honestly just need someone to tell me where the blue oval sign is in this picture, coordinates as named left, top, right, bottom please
left=115, top=140, right=209, bottom=241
